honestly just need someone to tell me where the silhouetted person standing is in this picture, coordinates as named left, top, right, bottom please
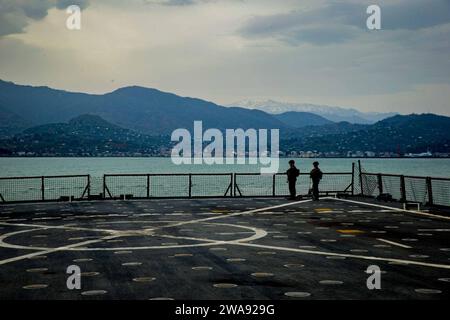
left=310, top=161, right=323, bottom=201
left=286, top=160, right=300, bottom=200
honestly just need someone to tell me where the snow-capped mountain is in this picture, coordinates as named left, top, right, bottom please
left=228, top=99, right=397, bottom=124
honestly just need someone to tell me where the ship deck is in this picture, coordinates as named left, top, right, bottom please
left=0, top=197, right=449, bottom=300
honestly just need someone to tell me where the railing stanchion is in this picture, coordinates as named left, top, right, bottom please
left=272, top=174, right=276, bottom=197
left=41, top=176, right=45, bottom=201
left=230, top=173, right=234, bottom=197
left=87, top=175, right=91, bottom=198
left=377, top=173, right=383, bottom=196
left=188, top=174, right=192, bottom=198
left=351, top=162, right=355, bottom=196
left=147, top=174, right=150, bottom=198
left=358, top=160, right=364, bottom=196
left=426, top=177, right=433, bottom=206
left=103, top=175, right=106, bottom=199
left=400, top=175, right=406, bottom=202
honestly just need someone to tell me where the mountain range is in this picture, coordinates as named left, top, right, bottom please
left=0, top=80, right=386, bottom=136
left=0, top=80, right=287, bottom=136
left=229, top=100, right=397, bottom=124
left=0, top=79, right=449, bottom=156
left=273, top=112, right=333, bottom=128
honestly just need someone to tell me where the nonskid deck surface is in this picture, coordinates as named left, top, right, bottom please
left=0, top=197, right=449, bottom=300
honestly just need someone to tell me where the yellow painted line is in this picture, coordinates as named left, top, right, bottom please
left=337, top=229, right=365, bottom=234
left=315, top=208, right=333, bottom=213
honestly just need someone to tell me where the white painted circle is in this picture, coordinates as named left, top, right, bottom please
left=284, top=264, right=304, bottom=268
left=213, top=283, right=238, bottom=288
left=0, top=222, right=267, bottom=252
left=414, top=289, right=442, bottom=294
left=81, top=290, right=107, bottom=296
left=285, top=292, right=311, bottom=298
left=320, top=280, right=343, bottom=285
left=23, top=284, right=48, bottom=290
left=192, top=266, right=213, bottom=271
left=133, top=277, right=156, bottom=283
left=251, top=272, right=274, bottom=278
left=26, top=268, right=48, bottom=273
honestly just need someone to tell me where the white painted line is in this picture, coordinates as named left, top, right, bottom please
left=376, top=238, right=412, bottom=249
left=0, top=219, right=268, bottom=254
left=156, top=199, right=314, bottom=230
left=3, top=196, right=447, bottom=272
left=330, top=197, right=450, bottom=221
left=0, top=221, right=116, bottom=234
left=0, top=232, right=119, bottom=266
left=230, top=242, right=450, bottom=270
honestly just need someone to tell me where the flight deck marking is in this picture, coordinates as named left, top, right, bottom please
left=0, top=229, right=120, bottom=266
left=0, top=223, right=267, bottom=252
left=376, top=238, right=412, bottom=249
left=230, top=242, right=450, bottom=270
left=332, top=197, right=450, bottom=221
left=1, top=198, right=449, bottom=270
left=0, top=199, right=313, bottom=264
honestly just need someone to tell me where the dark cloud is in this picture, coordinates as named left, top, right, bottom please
left=56, top=0, right=90, bottom=10
left=380, top=0, right=450, bottom=30
left=283, top=25, right=359, bottom=46
left=239, top=2, right=365, bottom=45
left=163, top=0, right=196, bottom=5
left=142, top=0, right=203, bottom=6
left=21, top=1, right=54, bottom=20
left=0, top=0, right=90, bottom=37
left=142, top=0, right=241, bottom=6
left=239, top=0, right=450, bottom=45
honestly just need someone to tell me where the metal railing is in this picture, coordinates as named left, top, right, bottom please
left=0, top=175, right=90, bottom=203
left=1, top=169, right=448, bottom=208
left=360, top=172, right=450, bottom=207
left=234, top=172, right=354, bottom=197
left=103, top=173, right=233, bottom=199
left=0, top=171, right=355, bottom=203
left=2, top=162, right=447, bottom=207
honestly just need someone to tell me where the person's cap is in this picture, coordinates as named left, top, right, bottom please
left=289, top=160, right=295, bottom=164
left=313, top=161, right=319, bottom=166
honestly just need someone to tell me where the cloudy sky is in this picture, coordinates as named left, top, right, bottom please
left=0, top=0, right=449, bottom=115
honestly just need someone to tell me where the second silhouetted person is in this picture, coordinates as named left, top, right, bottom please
left=310, top=161, right=323, bottom=201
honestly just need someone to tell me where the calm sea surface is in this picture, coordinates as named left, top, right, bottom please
left=0, top=157, right=449, bottom=178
